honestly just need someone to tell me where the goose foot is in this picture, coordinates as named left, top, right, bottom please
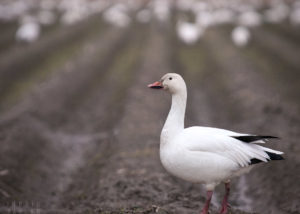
left=220, top=203, right=231, bottom=214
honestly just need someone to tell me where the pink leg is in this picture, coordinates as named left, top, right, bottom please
left=220, top=182, right=230, bottom=214
left=200, top=191, right=213, bottom=214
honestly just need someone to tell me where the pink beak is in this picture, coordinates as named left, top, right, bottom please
left=148, top=81, right=163, bottom=89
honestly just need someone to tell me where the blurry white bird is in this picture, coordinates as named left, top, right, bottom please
left=148, top=73, right=284, bottom=214
left=176, top=0, right=194, bottom=12
left=103, top=4, right=131, bottom=28
left=136, top=9, right=151, bottom=23
left=238, top=10, right=262, bottom=27
left=16, top=21, right=40, bottom=43
left=196, top=11, right=214, bottom=28
left=231, top=26, right=251, bottom=47
left=213, top=9, right=235, bottom=25
left=290, top=8, right=300, bottom=25
left=40, top=0, right=56, bottom=11
left=0, top=1, right=28, bottom=21
left=61, top=10, right=84, bottom=25
left=38, top=10, right=56, bottom=25
left=153, top=0, right=170, bottom=22
left=264, top=3, right=290, bottom=23
left=177, top=21, right=203, bottom=45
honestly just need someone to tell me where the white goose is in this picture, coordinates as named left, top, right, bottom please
left=148, top=73, right=284, bottom=214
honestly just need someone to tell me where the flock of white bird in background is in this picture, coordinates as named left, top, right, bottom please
left=175, top=0, right=300, bottom=46
left=0, top=0, right=300, bottom=46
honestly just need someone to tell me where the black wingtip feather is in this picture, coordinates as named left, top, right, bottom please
left=250, top=152, right=284, bottom=165
left=232, top=135, right=279, bottom=143
left=266, top=151, right=284, bottom=161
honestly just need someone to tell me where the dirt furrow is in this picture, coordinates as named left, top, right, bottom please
left=218, top=25, right=300, bottom=105
left=53, top=24, right=148, bottom=213
left=251, top=27, right=300, bottom=71
left=239, top=35, right=300, bottom=103
left=264, top=23, right=300, bottom=46
left=0, top=25, right=128, bottom=123
left=0, top=23, right=135, bottom=209
left=0, top=14, right=107, bottom=107
left=0, top=21, right=18, bottom=55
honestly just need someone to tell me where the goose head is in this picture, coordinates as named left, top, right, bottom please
left=148, top=73, right=186, bottom=95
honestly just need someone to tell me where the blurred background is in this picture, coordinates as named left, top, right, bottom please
left=0, top=0, right=299, bottom=213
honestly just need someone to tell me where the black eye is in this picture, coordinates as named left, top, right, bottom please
left=169, top=77, right=172, bottom=80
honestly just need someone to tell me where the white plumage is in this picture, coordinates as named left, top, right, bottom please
left=148, top=73, right=284, bottom=214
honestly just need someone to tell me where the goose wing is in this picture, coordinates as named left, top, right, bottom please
left=178, top=126, right=283, bottom=167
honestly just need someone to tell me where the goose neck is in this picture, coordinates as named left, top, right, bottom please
left=162, top=91, right=187, bottom=139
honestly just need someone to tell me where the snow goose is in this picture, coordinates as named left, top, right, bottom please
left=16, top=20, right=40, bottom=43
left=231, top=26, right=251, bottom=47
left=148, top=73, right=284, bottom=214
left=238, top=10, right=262, bottom=27
left=176, top=21, right=204, bottom=45
left=264, top=3, right=290, bottom=24
left=103, top=4, right=131, bottom=28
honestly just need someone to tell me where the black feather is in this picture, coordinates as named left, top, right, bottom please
left=250, top=158, right=263, bottom=165
left=249, top=152, right=284, bottom=165
left=266, top=151, right=284, bottom=161
left=232, top=135, right=279, bottom=143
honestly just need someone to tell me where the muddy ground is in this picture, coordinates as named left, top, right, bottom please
left=0, top=11, right=299, bottom=214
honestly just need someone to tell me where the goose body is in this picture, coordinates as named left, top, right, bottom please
left=148, top=73, right=284, bottom=214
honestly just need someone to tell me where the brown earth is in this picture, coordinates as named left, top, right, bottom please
left=0, top=11, right=299, bottom=214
